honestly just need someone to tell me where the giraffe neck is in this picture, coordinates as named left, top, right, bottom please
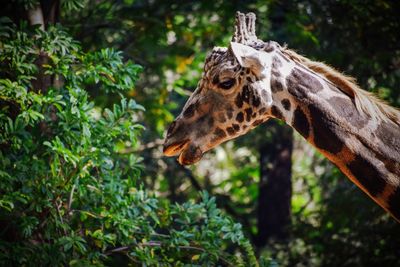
left=269, top=51, right=400, bottom=221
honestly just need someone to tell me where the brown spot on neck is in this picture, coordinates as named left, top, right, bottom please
left=271, top=76, right=284, bottom=93
left=286, top=67, right=323, bottom=98
left=235, top=93, right=244, bottom=108
left=258, top=107, right=267, bottom=115
left=226, top=126, right=237, bottom=136
left=272, top=56, right=283, bottom=69
left=308, top=103, right=344, bottom=154
left=292, top=107, right=310, bottom=139
left=375, top=121, right=400, bottom=161
left=321, top=147, right=398, bottom=221
left=271, top=106, right=284, bottom=120
left=213, top=127, right=226, bottom=140
left=328, top=96, right=368, bottom=129
left=252, top=119, right=263, bottom=127
left=347, top=154, right=386, bottom=197
left=236, top=112, right=244, bottom=122
left=281, top=99, right=291, bottom=111
left=245, top=108, right=253, bottom=121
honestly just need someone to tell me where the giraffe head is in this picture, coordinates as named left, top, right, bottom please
left=163, top=39, right=282, bottom=164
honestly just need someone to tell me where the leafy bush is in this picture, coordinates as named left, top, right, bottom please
left=0, top=19, right=263, bottom=266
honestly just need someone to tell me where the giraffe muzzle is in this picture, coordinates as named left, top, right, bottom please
left=163, top=139, right=203, bottom=165
left=177, top=143, right=203, bottom=165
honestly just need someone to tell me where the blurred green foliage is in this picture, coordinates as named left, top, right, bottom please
left=0, top=15, right=263, bottom=265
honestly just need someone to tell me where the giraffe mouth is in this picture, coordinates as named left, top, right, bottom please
left=163, top=139, right=190, bottom=156
left=163, top=139, right=203, bottom=165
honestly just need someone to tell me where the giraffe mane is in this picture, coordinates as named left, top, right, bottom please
left=281, top=47, right=400, bottom=126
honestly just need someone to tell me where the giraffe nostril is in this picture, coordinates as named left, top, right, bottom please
left=167, top=120, right=177, bottom=137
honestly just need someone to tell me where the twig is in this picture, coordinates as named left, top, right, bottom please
left=293, top=175, right=314, bottom=216
left=119, top=138, right=164, bottom=153
left=137, top=138, right=164, bottom=151
left=36, top=167, right=79, bottom=230
left=67, top=183, right=75, bottom=211
left=61, top=167, right=79, bottom=188
left=55, top=199, right=67, bottom=235
left=106, top=246, right=130, bottom=254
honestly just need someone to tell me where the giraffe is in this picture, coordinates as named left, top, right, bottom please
left=163, top=12, right=400, bottom=222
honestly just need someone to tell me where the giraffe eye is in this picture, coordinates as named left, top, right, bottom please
left=219, top=79, right=236, bottom=90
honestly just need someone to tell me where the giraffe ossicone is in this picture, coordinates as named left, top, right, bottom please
left=163, top=11, right=400, bottom=222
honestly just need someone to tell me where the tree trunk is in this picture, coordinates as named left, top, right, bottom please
left=255, top=121, right=293, bottom=247
left=27, top=6, right=45, bottom=30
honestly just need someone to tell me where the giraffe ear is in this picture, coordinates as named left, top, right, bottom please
left=230, top=42, right=267, bottom=77
left=231, top=42, right=273, bottom=107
